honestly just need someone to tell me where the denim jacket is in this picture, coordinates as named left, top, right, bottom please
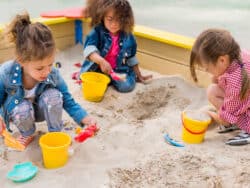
left=81, top=24, right=139, bottom=73
left=0, top=60, right=87, bottom=130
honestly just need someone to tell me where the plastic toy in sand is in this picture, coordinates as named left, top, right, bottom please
left=1, top=130, right=25, bottom=151
left=74, top=125, right=99, bottom=143
left=164, top=134, right=184, bottom=147
left=182, top=110, right=211, bottom=144
left=110, top=69, right=127, bottom=81
left=7, top=162, right=38, bottom=182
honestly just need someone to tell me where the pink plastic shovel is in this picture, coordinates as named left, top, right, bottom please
left=110, top=70, right=126, bottom=81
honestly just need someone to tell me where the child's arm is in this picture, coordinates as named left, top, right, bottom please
left=88, top=52, right=112, bottom=74
left=133, top=64, right=153, bottom=84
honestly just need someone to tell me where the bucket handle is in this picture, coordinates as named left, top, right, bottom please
left=181, top=114, right=207, bottom=135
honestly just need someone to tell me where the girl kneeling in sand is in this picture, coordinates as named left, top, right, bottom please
left=0, top=12, right=96, bottom=148
left=80, top=0, right=152, bottom=92
left=189, top=28, right=250, bottom=145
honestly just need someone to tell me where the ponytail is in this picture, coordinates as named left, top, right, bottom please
left=239, top=64, right=250, bottom=100
left=4, top=11, right=55, bottom=62
left=5, top=12, right=31, bottom=45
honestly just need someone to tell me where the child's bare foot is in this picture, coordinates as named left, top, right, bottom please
left=17, top=135, right=34, bottom=148
left=137, top=75, right=153, bottom=84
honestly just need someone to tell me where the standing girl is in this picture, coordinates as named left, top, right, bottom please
left=80, top=0, right=152, bottom=92
left=0, top=12, right=96, bottom=148
left=190, top=28, right=250, bottom=145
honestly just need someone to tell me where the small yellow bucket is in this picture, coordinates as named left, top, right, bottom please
left=80, top=72, right=111, bottom=102
left=39, top=132, right=71, bottom=169
left=182, top=110, right=211, bottom=144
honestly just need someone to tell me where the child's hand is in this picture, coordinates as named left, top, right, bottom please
left=88, top=53, right=112, bottom=74
left=207, top=111, right=228, bottom=125
left=137, top=74, right=153, bottom=84
left=81, top=116, right=97, bottom=126
left=100, top=60, right=112, bottom=74
left=0, top=116, right=6, bottom=134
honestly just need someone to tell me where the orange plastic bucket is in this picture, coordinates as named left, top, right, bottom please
left=182, top=110, right=211, bottom=144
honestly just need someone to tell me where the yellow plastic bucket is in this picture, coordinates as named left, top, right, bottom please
left=39, top=132, right=71, bottom=169
left=80, top=72, right=111, bottom=102
left=182, top=110, right=211, bottom=144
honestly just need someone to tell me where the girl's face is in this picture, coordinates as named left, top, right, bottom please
left=20, top=53, right=55, bottom=82
left=201, top=55, right=230, bottom=78
left=104, top=8, right=121, bottom=35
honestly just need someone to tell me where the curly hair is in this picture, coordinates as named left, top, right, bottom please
left=86, top=0, right=134, bottom=33
left=4, top=11, right=55, bottom=62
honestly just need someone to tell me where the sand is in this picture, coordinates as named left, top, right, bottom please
left=184, top=110, right=211, bottom=122
left=0, top=44, right=249, bottom=188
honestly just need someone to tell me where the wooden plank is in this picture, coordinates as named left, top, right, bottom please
left=82, top=21, right=92, bottom=36
left=0, top=21, right=75, bottom=50
left=134, top=25, right=194, bottom=50
left=137, top=52, right=211, bottom=87
left=54, top=36, right=75, bottom=50
left=49, top=21, right=75, bottom=38
left=136, top=36, right=191, bottom=67
left=0, top=36, right=74, bottom=63
left=0, top=48, right=15, bottom=63
left=0, top=35, right=15, bottom=50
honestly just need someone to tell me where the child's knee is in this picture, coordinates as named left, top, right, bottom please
left=112, top=73, right=136, bottom=92
left=115, top=81, right=135, bottom=93
left=39, top=89, right=63, bottom=132
left=10, top=100, right=35, bottom=135
left=39, top=89, right=63, bottom=109
left=11, top=100, right=34, bottom=122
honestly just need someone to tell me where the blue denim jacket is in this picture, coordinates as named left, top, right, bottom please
left=0, top=60, right=88, bottom=130
left=81, top=24, right=139, bottom=73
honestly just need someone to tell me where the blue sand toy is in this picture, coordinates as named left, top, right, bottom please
left=7, top=162, right=38, bottom=183
left=164, top=134, right=185, bottom=147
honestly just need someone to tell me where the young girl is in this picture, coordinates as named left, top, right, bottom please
left=80, top=0, right=152, bottom=92
left=190, top=28, right=250, bottom=145
left=0, top=12, right=96, bottom=148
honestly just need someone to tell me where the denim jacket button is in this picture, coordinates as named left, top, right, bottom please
left=47, top=78, right=50, bottom=82
left=14, top=73, right=18, bottom=77
left=12, top=80, right=16, bottom=84
left=16, top=66, right=19, bottom=70
left=14, top=99, right=19, bottom=104
left=120, top=42, right=123, bottom=46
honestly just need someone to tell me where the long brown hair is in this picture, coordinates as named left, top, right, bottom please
left=86, top=0, right=134, bottom=33
left=4, top=12, right=55, bottom=62
left=190, top=28, right=250, bottom=100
